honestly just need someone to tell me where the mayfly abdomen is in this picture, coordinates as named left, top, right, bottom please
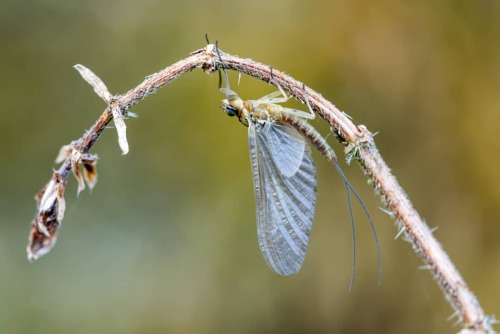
left=275, top=113, right=338, bottom=164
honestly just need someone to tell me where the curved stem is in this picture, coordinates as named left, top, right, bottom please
left=30, top=44, right=493, bottom=333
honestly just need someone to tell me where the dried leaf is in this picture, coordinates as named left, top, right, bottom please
left=56, top=179, right=65, bottom=222
left=82, top=160, right=98, bottom=190
left=71, top=151, right=85, bottom=196
left=55, top=145, right=72, bottom=164
left=34, top=182, right=50, bottom=210
left=112, top=105, right=129, bottom=155
left=27, top=173, right=66, bottom=262
left=39, top=179, right=58, bottom=217
left=74, top=64, right=112, bottom=103
left=27, top=219, right=59, bottom=262
left=37, top=219, right=51, bottom=238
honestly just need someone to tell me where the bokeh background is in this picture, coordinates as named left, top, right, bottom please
left=1, top=0, right=499, bottom=333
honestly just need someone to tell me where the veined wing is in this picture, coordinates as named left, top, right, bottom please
left=264, top=121, right=305, bottom=178
left=248, top=121, right=317, bottom=275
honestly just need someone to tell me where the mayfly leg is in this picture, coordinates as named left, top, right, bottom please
left=261, top=82, right=316, bottom=120
left=258, top=89, right=288, bottom=104
left=215, top=41, right=233, bottom=101
left=301, top=83, right=315, bottom=120
left=255, top=83, right=315, bottom=120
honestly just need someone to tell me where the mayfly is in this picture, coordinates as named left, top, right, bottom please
left=216, top=49, right=381, bottom=286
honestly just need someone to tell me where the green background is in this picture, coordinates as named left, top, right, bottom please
left=1, top=0, right=499, bottom=333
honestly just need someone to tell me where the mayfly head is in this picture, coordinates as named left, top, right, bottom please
left=214, top=42, right=249, bottom=127
left=220, top=97, right=249, bottom=127
left=220, top=99, right=238, bottom=117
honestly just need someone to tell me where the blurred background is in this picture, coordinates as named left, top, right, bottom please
left=1, top=0, right=499, bottom=333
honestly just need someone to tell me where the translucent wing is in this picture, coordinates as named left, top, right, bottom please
left=248, top=121, right=317, bottom=275
left=264, top=122, right=305, bottom=178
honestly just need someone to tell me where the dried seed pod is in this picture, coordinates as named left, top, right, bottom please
left=27, top=173, right=66, bottom=262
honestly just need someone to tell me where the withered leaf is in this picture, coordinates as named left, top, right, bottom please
left=82, top=160, right=98, bottom=190
left=55, top=145, right=72, bottom=164
left=72, top=157, right=85, bottom=196
left=27, top=218, right=59, bottom=262
left=112, top=105, right=129, bottom=155
left=74, top=64, right=112, bottom=103
left=27, top=173, right=66, bottom=262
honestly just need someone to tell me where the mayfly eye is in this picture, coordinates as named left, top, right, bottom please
left=225, top=105, right=238, bottom=117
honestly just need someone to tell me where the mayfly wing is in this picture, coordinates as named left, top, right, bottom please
left=264, top=122, right=306, bottom=178
left=248, top=121, right=317, bottom=275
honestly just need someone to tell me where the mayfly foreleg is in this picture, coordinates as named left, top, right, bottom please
left=260, top=83, right=315, bottom=120
left=257, top=84, right=289, bottom=104
left=215, top=40, right=234, bottom=102
left=302, top=83, right=316, bottom=119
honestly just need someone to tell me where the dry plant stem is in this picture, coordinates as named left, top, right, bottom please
left=41, top=45, right=492, bottom=333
